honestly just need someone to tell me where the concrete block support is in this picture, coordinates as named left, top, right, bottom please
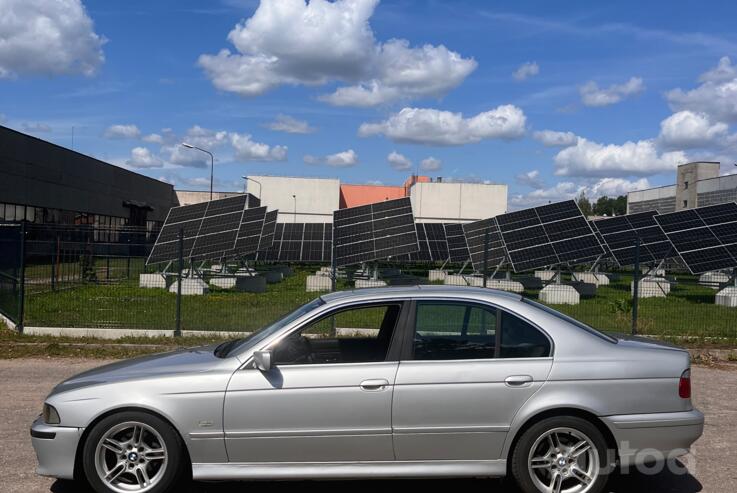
left=444, top=274, right=483, bottom=287
left=572, top=272, right=609, bottom=286
left=428, top=270, right=448, bottom=282
left=210, top=277, right=236, bottom=289
left=139, top=273, right=167, bottom=289
left=534, top=270, right=559, bottom=282
left=355, top=279, right=388, bottom=289
left=539, top=284, right=580, bottom=305
left=715, top=287, right=737, bottom=307
left=306, top=275, right=332, bottom=292
left=168, top=278, right=209, bottom=296
left=631, top=277, right=670, bottom=298
left=486, top=279, right=524, bottom=293
left=699, top=271, right=730, bottom=289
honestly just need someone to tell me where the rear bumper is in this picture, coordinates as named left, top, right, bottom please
left=30, top=416, right=83, bottom=479
left=602, top=409, right=704, bottom=467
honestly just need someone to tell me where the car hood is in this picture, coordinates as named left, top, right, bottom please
left=49, top=344, right=233, bottom=396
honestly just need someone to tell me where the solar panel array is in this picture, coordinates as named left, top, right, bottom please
left=407, top=223, right=450, bottom=262
left=333, top=197, right=418, bottom=267
left=231, top=206, right=267, bottom=257
left=591, top=210, right=673, bottom=266
left=147, top=195, right=248, bottom=264
left=496, top=200, right=605, bottom=273
left=654, top=202, right=737, bottom=274
left=462, top=218, right=506, bottom=272
left=257, top=210, right=279, bottom=252
left=444, top=223, right=471, bottom=263
left=259, top=223, right=333, bottom=262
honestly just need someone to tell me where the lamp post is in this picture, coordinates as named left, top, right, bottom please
left=292, top=194, right=297, bottom=223
left=181, top=143, right=214, bottom=201
left=242, top=176, right=262, bottom=200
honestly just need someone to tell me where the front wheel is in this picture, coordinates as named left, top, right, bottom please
left=511, top=416, right=612, bottom=493
left=82, top=411, right=186, bottom=493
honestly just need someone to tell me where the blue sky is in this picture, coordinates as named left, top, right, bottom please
left=2, top=0, right=737, bottom=208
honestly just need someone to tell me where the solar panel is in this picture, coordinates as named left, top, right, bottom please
left=258, top=223, right=333, bottom=263
left=496, top=200, right=605, bottom=272
left=257, top=210, right=278, bottom=252
left=333, top=198, right=418, bottom=267
left=444, top=223, right=471, bottom=263
left=654, top=202, right=737, bottom=274
left=147, top=195, right=248, bottom=264
left=591, top=211, right=673, bottom=266
left=463, top=218, right=506, bottom=272
left=230, top=206, right=267, bottom=258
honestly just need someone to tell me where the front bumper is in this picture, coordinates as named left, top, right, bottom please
left=602, top=409, right=704, bottom=467
left=30, top=416, right=84, bottom=479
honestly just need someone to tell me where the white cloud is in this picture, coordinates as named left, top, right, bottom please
left=125, top=147, right=164, bottom=169
left=0, top=0, right=104, bottom=78
left=579, top=76, right=644, bottom=107
left=554, top=137, right=687, bottom=177
left=142, top=133, right=164, bottom=144
left=666, top=57, right=737, bottom=122
left=533, top=129, right=578, bottom=147
left=230, top=132, right=287, bottom=161
left=198, top=0, right=476, bottom=107
left=516, top=169, right=545, bottom=189
left=264, top=114, right=316, bottom=134
left=510, top=177, right=651, bottom=209
left=420, top=157, right=441, bottom=171
left=387, top=151, right=412, bottom=171
left=304, top=149, right=358, bottom=167
left=658, top=110, right=729, bottom=149
left=21, top=122, right=52, bottom=133
left=104, top=124, right=141, bottom=140
left=358, top=105, right=526, bottom=146
left=588, top=177, right=651, bottom=197
left=513, top=61, right=539, bottom=81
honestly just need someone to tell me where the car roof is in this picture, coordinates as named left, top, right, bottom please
left=319, top=285, right=523, bottom=304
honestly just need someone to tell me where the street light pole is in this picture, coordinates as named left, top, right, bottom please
left=181, top=143, right=214, bottom=201
left=242, top=176, right=262, bottom=200
left=292, top=194, right=297, bottom=223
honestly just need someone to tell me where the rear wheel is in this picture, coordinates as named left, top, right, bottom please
left=82, top=411, right=186, bottom=493
left=511, top=416, right=611, bottom=493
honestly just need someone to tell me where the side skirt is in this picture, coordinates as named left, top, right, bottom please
left=193, top=460, right=507, bottom=481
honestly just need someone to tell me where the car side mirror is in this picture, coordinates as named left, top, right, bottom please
left=253, top=350, right=272, bottom=372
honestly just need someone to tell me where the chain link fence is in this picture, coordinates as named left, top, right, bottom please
left=2, top=222, right=736, bottom=343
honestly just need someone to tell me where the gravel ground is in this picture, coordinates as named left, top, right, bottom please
left=1, top=358, right=735, bottom=493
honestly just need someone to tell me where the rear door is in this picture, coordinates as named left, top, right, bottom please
left=391, top=299, right=553, bottom=461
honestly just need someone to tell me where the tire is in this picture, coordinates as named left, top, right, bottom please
left=82, top=411, right=187, bottom=493
left=511, top=416, right=612, bottom=493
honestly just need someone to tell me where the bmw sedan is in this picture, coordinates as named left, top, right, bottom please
left=31, top=285, right=704, bottom=493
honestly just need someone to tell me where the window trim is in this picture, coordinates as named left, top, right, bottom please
left=259, top=300, right=410, bottom=368
left=400, top=298, right=554, bottom=361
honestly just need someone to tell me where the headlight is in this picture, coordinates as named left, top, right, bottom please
left=42, top=403, right=60, bottom=425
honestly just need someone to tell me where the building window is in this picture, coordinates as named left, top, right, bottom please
left=684, top=181, right=689, bottom=190
left=683, top=200, right=688, bottom=208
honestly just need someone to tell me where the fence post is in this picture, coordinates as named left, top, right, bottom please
left=174, top=228, right=183, bottom=337
left=17, top=222, right=26, bottom=334
left=50, top=235, right=56, bottom=292
left=330, top=224, right=336, bottom=292
left=632, top=235, right=640, bottom=336
left=482, top=228, right=489, bottom=288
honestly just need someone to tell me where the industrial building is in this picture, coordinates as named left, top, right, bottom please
left=627, top=161, right=736, bottom=214
left=245, top=174, right=508, bottom=224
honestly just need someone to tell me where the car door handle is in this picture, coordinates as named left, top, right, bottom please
left=360, top=379, right=389, bottom=391
left=505, top=375, right=533, bottom=387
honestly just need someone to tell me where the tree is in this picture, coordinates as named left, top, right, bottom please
left=592, top=195, right=627, bottom=216
left=576, top=191, right=593, bottom=217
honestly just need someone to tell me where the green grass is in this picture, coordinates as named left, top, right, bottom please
left=18, top=265, right=737, bottom=342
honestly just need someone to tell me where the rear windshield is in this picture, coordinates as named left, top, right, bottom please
left=522, top=298, right=618, bottom=343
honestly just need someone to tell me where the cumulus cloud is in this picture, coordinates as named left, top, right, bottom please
left=510, top=177, right=651, bottom=209
left=658, top=110, right=729, bottom=149
left=513, top=61, right=539, bottom=81
left=553, top=137, right=687, bottom=177
left=198, top=0, right=476, bottom=107
left=358, top=105, right=526, bottom=146
left=304, top=149, right=358, bottom=167
left=0, top=0, right=105, bottom=78
left=230, top=132, right=287, bottom=161
left=387, top=151, right=412, bottom=171
left=666, top=57, right=737, bottom=122
left=420, top=157, right=442, bottom=171
left=579, top=77, right=644, bottom=107
left=125, top=147, right=163, bottom=169
left=533, top=129, right=578, bottom=147
left=588, top=177, right=651, bottom=197
left=21, top=122, right=52, bottom=133
left=516, top=169, right=545, bottom=189
left=104, top=124, right=141, bottom=140
left=264, top=114, right=316, bottom=134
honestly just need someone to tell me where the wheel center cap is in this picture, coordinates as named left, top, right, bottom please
left=557, top=457, right=567, bottom=467
left=128, top=452, right=139, bottom=462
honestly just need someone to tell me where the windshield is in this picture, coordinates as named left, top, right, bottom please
left=522, top=298, right=617, bottom=343
left=218, top=297, right=325, bottom=357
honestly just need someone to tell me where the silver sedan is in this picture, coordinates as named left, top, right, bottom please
left=31, top=286, right=704, bottom=493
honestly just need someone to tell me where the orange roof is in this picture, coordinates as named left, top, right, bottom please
left=339, top=175, right=430, bottom=208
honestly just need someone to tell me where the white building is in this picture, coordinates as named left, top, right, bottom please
left=409, top=181, right=507, bottom=223
left=246, top=175, right=340, bottom=223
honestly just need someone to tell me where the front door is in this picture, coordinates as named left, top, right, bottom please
left=224, top=302, right=406, bottom=463
left=392, top=300, right=553, bottom=461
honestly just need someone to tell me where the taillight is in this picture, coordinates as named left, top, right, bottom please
left=679, top=369, right=691, bottom=399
